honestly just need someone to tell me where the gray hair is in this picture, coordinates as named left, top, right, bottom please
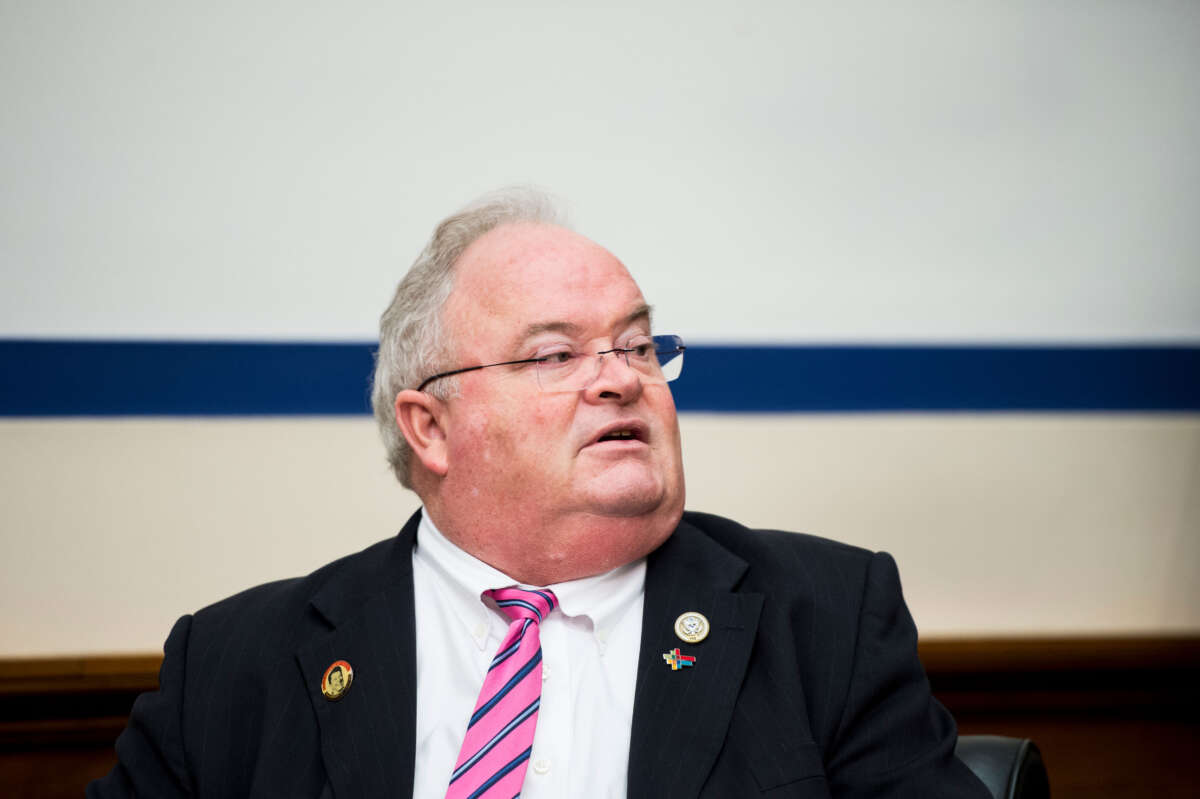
left=371, top=187, right=569, bottom=488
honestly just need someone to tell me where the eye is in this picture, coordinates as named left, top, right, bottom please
left=534, top=346, right=579, bottom=368
left=623, top=335, right=655, bottom=360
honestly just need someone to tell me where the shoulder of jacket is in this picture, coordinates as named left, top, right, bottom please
left=681, top=508, right=874, bottom=563
left=187, top=533, right=406, bottom=644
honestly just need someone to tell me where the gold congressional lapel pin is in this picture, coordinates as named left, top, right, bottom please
left=321, top=660, right=354, bottom=701
left=674, top=611, right=710, bottom=644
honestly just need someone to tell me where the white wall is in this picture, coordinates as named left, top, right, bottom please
left=1, top=3, right=1198, bottom=656
left=2, top=2, right=1197, bottom=343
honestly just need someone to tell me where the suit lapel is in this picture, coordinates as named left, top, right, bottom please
left=627, top=518, right=764, bottom=799
left=296, top=513, right=420, bottom=799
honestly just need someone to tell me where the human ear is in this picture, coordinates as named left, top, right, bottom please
left=394, top=389, right=449, bottom=477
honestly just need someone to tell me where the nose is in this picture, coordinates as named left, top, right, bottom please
left=582, top=349, right=643, bottom=403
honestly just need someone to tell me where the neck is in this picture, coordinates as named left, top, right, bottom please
left=420, top=495, right=679, bottom=585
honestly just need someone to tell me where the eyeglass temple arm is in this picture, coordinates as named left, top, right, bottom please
left=416, top=357, right=543, bottom=392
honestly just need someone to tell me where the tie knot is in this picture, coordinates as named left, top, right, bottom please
left=485, top=587, right=557, bottom=623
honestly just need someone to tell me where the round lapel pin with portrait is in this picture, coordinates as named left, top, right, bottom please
left=321, top=660, right=354, bottom=701
left=674, top=611, right=710, bottom=644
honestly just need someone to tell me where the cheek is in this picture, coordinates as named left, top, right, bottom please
left=454, top=399, right=566, bottom=474
left=647, top=389, right=682, bottom=447
left=524, top=401, right=560, bottom=433
left=508, top=402, right=568, bottom=467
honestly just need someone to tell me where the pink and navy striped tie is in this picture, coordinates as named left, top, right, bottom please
left=445, top=587, right=556, bottom=799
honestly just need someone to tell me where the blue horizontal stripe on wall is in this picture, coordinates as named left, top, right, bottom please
left=1, top=340, right=1198, bottom=416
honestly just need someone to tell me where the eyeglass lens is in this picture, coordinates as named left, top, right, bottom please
left=534, top=335, right=684, bottom=393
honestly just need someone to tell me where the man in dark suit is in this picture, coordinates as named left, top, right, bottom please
left=91, top=189, right=989, bottom=798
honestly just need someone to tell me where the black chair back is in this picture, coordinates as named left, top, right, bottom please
left=955, top=735, right=1050, bottom=799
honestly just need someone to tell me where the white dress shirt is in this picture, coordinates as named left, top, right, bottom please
left=412, top=511, right=645, bottom=799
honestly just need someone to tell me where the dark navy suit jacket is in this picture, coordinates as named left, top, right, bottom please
left=90, top=510, right=989, bottom=798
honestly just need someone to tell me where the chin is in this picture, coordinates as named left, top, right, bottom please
left=588, top=493, right=665, bottom=518
left=579, top=476, right=660, bottom=516
left=581, top=459, right=674, bottom=510
left=582, top=477, right=684, bottom=521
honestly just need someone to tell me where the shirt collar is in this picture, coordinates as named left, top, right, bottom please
left=547, top=558, right=645, bottom=655
left=415, top=510, right=510, bottom=651
left=414, top=509, right=645, bottom=654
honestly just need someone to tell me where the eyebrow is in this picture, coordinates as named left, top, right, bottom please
left=514, top=303, right=654, bottom=348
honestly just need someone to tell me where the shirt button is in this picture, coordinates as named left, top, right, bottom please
left=472, top=622, right=486, bottom=638
left=542, top=665, right=550, bottom=681
left=532, top=758, right=551, bottom=775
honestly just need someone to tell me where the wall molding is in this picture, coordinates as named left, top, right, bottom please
left=2, top=635, right=1196, bottom=745
left=918, top=635, right=1200, bottom=715
left=2, top=636, right=1197, bottom=798
left=0, top=655, right=161, bottom=697
left=3, top=635, right=1196, bottom=695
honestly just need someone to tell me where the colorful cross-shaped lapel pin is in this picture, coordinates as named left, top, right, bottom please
left=662, top=647, right=696, bottom=670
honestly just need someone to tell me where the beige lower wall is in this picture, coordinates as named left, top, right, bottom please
left=681, top=414, right=1200, bottom=637
left=2, top=414, right=1197, bottom=656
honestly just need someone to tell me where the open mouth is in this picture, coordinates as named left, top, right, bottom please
left=597, top=429, right=643, bottom=443
left=591, top=421, right=648, bottom=446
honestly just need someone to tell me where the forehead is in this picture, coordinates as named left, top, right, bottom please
left=445, top=223, right=648, bottom=350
